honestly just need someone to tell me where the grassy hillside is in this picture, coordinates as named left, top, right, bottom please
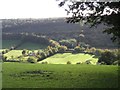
left=4, top=51, right=98, bottom=64
left=2, top=63, right=118, bottom=88
left=2, top=40, right=48, bottom=50
left=2, top=18, right=80, bottom=33
left=39, top=53, right=98, bottom=65
left=2, top=18, right=118, bottom=48
left=16, top=42, right=47, bottom=50
left=2, top=40, right=21, bottom=49
left=4, top=50, right=41, bottom=61
left=4, top=50, right=23, bottom=60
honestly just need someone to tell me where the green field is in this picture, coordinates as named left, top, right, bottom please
left=4, top=50, right=39, bottom=61
left=1, top=40, right=118, bottom=88
left=2, top=63, right=118, bottom=88
left=4, top=50, right=22, bottom=57
left=2, top=40, right=47, bottom=50
left=4, top=51, right=98, bottom=64
left=4, top=50, right=23, bottom=60
left=16, top=42, right=47, bottom=50
left=2, top=40, right=21, bottom=49
left=39, top=53, right=98, bottom=64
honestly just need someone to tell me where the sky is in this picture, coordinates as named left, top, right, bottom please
left=0, top=0, right=67, bottom=19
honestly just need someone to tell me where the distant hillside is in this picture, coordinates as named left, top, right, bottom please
left=2, top=18, right=118, bottom=48
left=2, top=18, right=81, bottom=33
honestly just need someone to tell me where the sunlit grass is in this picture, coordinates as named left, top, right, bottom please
left=2, top=63, right=118, bottom=88
left=39, top=53, right=98, bottom=64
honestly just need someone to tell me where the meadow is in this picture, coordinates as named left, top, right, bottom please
left=2, top=40, right=21, bottom=49
left=2, top=63, right=118, bottom=88
left=2, top=40, right=47, bottom=50
left=16, top=42, right=47, bottom=50
left=3, top=50, right=39, bottom=61
left=3, top=49, right=98, bottom=64
left=1, top=39, right=119, bottom=88
left=39, top=53, right=98, bottom=64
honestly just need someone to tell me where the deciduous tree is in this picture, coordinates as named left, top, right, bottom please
left=57, top=0, right=120, bottom=45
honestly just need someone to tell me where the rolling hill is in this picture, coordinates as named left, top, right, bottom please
left=2, top=18, right=118, bottom=48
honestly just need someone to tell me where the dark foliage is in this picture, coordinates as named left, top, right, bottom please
left=2, top=19, right=118, bottom=48
left=27, top=56, right=37, bottom=63
left=98, top=50, right=117, bottom=65
left=59, top=39, right=77, bottom=48
left=57, top=0, right=120, bottom=44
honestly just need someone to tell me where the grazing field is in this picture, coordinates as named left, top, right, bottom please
left=4, top=50, right=39, bottom=61
left=2, top=63, right=118, bottom=88
left=4, top=51, right=98, bottom=64
left=39, top=53, right=98, bottom=64
left=4, top=50, right=23, bottom=60
left=2, top=40, right=21, bottom=49
left=2, top=40, right=47, bottom=50
left=16, top=42, right=47, bottom=50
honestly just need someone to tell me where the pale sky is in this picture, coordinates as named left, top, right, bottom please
left=0, top=0, right=67, bottom=19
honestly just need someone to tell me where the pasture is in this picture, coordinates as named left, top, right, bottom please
left=4, top=51, right=98, bottom=64
left=2, top=40, right=47, bottom=50
left=4, top=50, right=24, bottom=61
left=2, top=63, right=118, bottom=88
left=4, top=50, right=39, bottom=61
left=4, top=50, right=22, bottom=58
left=2, top=40, right=21, bottom=49
left=16, top=42, right=47, bottom=50
left=39, top=53, right=98, bottom=64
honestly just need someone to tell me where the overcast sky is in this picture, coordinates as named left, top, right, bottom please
left=0, top=0, right=67, bottom=19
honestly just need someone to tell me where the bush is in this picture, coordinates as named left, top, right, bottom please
left=40, top=52, right=47, bottom=59
left=100, top=61, right=106, bottom=65
left=27, top=56, right=37, bottom=63
left=98, top=50, right=117, bottom=65
left=87, top=47, right=96, bottom=55
left=4, top=49, right=9, bottom=53
left=58, top=46, right=67, bottom=53
left=67, top=61, right=71, bottom=64
left=41, top=61, right=48, bottom=64
left=48, top=49, right=54, bottom=56
left=74, top=46, right=85, bottom=53
left=2, top=51, right=5, bottom=54
left=59, top=39, right=77, bottom=48
left=85, top=60, right=91, bottom=64
left=95, top=49, right=104, bottom=56
left=22, top=49, right=28, bottom=56
left=50, top=40, right=60, bottom=47
left=74, top=46, right=80, bottom=53
left=76, top=62, right=82, bottom=64
left=52, top=48, right=58, bottom=54
left=2, top=55, right=7, bottom=62
left=112, top=60, right=119, bottom=65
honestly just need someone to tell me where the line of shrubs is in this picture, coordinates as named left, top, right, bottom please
left=67, top=60, right=92, bottom=65
left=1, top=49, right=10, bottom=54
left=2, top=39, right=119, bottom=65
left=73, top=45, right=119, bottom=65
left=25, top=45, right=68, bottom=63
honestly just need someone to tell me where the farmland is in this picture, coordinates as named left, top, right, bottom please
left=3, top=50, right=98, bottom=64
left=2, top=63, right=118, bottom=88
left=1, top=18, right=119, bottom=89
left=2, top=40, right=47, bottom=50
left=39, top=53, right=98, bottom=64
left=16, top=42, right=47, bottom=50
left=2, top=40, right=21, bottom=49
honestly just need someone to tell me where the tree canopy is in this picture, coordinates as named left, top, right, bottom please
left=57, top=0, right=120, bottom=45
